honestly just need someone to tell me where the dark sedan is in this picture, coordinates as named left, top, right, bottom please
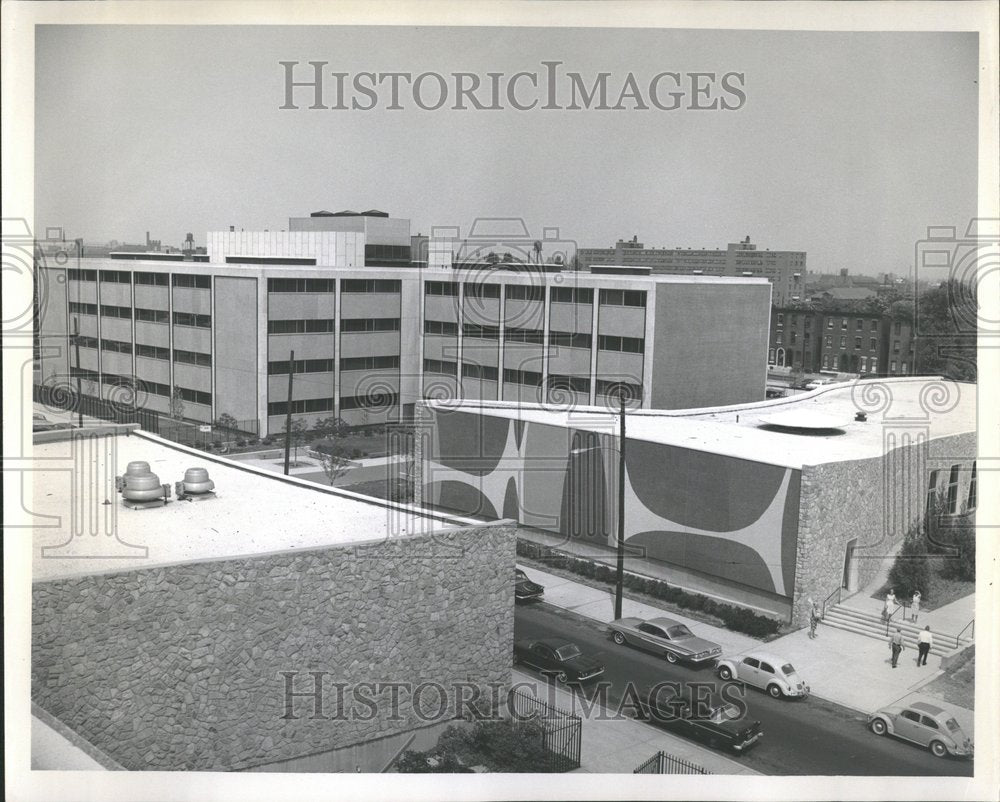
left=635, top=684, right=763, bottom=754
left=513, top=638, right=605, bottom=684
left=514, top=568, right=544, bottom=603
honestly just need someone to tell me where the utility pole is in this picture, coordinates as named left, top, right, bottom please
left=72, top=317, right=83, bottom=428
left=614, top=391, right=627, bottom=620
left=282, top=349, right=295, bottom=475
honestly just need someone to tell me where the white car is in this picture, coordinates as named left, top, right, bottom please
left=715, top=652, right=809, bottom=699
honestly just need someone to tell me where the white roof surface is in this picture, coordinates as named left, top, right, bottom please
left=31, top=430, right=469, bottom=582
left=424, top=378, right=976, bottom=471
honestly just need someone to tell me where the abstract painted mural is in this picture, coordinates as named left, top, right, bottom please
left=423, top=408, right=800, bottom=598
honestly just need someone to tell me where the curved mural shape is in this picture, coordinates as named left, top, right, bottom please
left=432, top=480, right=498, bottom=519
left=560, top=430, right=608, bottom=543
left=434, top=409, right=511, bottom=476
left=626, top=438, right=788, bottom=532
left=502, top=477, right=520, bottom=520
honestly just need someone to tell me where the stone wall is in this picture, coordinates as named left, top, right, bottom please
left=32, top=522, right=515, bottom=771
left=791, top=430, right=976, bottom=627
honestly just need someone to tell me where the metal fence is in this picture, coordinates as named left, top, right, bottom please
left=506, top=689, right=582, bottom=772
left=157, top=417, right=260, bottom=449
left=633, top=750, right=709, bottom=775
left=34, top=383, right=160, bottom=433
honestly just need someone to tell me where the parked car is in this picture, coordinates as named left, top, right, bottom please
left=635, top=684, right=763, bottom=754
left=610, top=616, right=722, bottom=664
left=514, top=568, right=544, bottom=603
left=716, top=652, right=809, bottom=699
left=32, top=413, right=73, bottom=432
left=513, top=638, right=605, bottom=684
left=868, top=699, right=973, bottom=758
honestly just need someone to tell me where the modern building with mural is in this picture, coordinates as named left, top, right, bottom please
left=417, top=377, right=977, bottom=624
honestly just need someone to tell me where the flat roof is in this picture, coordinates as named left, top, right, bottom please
left=422, top=378, right=976, bottom=470
left=70, top=256, right=770, bottom=286
left=32, top=429, right=472, bottom=582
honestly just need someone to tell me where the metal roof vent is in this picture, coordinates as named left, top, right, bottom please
left=175, top=467, right=216, bottom=501
left=115, top=461, right=171, bottom=508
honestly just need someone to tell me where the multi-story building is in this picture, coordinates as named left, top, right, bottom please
left=768, top=307, right=917, bottom=376
left=576, top=235, right=807, bottom=306
left=36, top=231, right=772, bottom=434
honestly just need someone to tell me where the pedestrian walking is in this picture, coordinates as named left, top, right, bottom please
left=917, top=626, right=933, bottom=666
left=809, top=602, right=821, bottom=639
left=911, top=590, right=921, bottom=623
left=889, top=627, right=904, bottom=668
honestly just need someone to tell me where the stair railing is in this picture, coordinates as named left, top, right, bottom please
left=955, top=618, right=974, bottom=649
left=821, top=585, right=842, bottom=618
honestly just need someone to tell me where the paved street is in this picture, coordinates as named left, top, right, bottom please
left=515, top=602, right=974, bottom=777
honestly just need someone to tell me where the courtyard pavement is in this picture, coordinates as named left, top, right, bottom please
left=516, top=564, right=975, bottom=728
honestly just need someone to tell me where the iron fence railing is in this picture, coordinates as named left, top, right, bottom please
left=506, top=689, right=581, bottom=772
left=34, top=383, right=160, bottom=432
left=634, top=750, right=710, bottom=775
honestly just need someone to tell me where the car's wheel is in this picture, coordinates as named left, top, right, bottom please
left=556, top=671, right=568, bottom=684
left=767, top=684, right=784, bottom=699
left=612, top=631, right=626, bottom=645
left=930, top=740, right=948, bottom=758
left=870, top=718, right=887, bottom=736
left=665, top=651, right=679, bottom=664
left=718, top=666, right=733, bottom=681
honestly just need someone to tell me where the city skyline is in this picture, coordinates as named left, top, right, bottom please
left=35, top=26, right=977, bottom=277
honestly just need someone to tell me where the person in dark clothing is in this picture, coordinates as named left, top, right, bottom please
left=889, top=628, right=904, bottom=668
left=917, top=626, right=933, bottom=666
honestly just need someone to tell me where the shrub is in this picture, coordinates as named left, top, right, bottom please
left=212, top=439, right=222, bottom=449
left=888, top=534, right=932, bottom=599
left=938, top=519, right=975, bottom=581
left=235, top=438, right=246, bottom=448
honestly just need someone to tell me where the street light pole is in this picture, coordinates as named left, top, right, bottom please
left=72, top=317, right=83, bottom=428
left=614, top=391, right=627, bottom=620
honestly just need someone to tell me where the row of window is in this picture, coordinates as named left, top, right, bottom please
left=597, top=334, right=645, bottom=354
left=927, top=463, right=977, bottom=516
left=341, top=279, right=401, bottom=294
left=101, top=338, right=132, bottom=354
left=503, top=368, right=543, bottom=387
left=548, top=374, right=590, bottom=393
left=268, top=278, right=336, bottom=293
left=423, top=358, right=458, bottom=376
left=71, top=269, right=212, bottom=289
left=267, top=392, right=401, bottom=415
left=424, top=320, right=459, bottom=336
left=268, top=358, right=334, bottom=375
left=505, top=327, right=544, bottom=345
left=340, top=355, right=400, bottom=371
left=462, top=363, right=499, bottom=381
left=595, top=379, right=642, bottom=399
left=549, top=331, right=592, bottom=349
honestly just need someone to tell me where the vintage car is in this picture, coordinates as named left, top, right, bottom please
left=610, top=616, right=722, bottom=664
left=635, top=684, right=763, bottom=754
left=716, top=652, right=809, bottom=699
left=514, top=568, right=544, bottom=603
left=513, top=638, right=605, bottom=684
left=868, top=699, right=973, bottom=758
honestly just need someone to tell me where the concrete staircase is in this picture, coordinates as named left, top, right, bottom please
left=820, top=604, right=970, bottom=657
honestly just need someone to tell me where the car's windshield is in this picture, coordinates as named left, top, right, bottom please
left=555, top=644, right=581, bottom=660
left=781, top=664, right=795, bottom=675
left=667, top=625, right=692, bottom=639
left=708, top=703, right=741, bottom=723
left=515, top=570, right=527, bottom=581
left=945, top=718, right=961, bottom=733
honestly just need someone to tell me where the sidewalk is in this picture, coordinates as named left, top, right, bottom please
left=517, top=564, right=975, bottom=718
left=840, top=587, right=976, bottom=640
left=513, top=670, right=760, bottom=775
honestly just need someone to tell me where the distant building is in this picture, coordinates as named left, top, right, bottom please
left=769, top=307, right=917, bottom=375
left=576, top=235, right=807, bottom=306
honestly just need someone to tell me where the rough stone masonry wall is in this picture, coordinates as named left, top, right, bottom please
left=32, top=522, right=515, bottom=771
left=791, top=431, right=976, bottom=627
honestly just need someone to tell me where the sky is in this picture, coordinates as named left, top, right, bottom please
left=34, top=25, right=978, bottom=276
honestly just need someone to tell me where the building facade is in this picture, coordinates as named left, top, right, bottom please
left=769, top=308, right=917, bottom=376
left=416, top=378, right=976, bottom=625
left=576, top=235, right=807, bottom=306
left=36, top=232, right=772, bottom=434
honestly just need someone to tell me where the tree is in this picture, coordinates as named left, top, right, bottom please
left=282, top=418, right=308, bottom=462
left=170, top=386, right=185, bottom=420
left=938, top=518, right=975, bottom=582
left=318, top=443, right=353, bottom=485
left=313, top=415, right=349, bottom=442
left=214, top=412, right=238, bottom=432
left=887, top=532, right=932, bottom=601
left=912, top=280, right=977, bottom=381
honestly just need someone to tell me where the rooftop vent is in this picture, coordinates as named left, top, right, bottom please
left=115, top=461, right=171, bottom=508
left=175, top=467, right=216, bottom=501
left=756, top=410, right=852, bottom=436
